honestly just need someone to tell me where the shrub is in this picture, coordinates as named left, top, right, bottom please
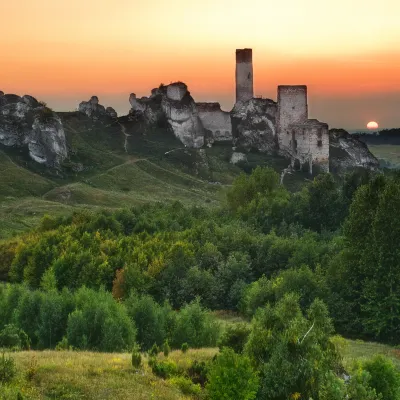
left=172, top=299, right=220, bottom=348
left=55, top=336, right=70, bottom=351
left=163, top=339, right=170, bottom=357
left=169, top=376, right=201, bottom=396
left=181, top=343, right=189, bottom=353
left=218, top=323, right=250, bottom=354
left=151, top=360, right=180, bottom=379
left=188, top=360, right=209, bottom=387
left=0, top=352, right=16, bottom=384
left=0, top=324, right=30, bottom=350
left=206, top=347, right=259, bottom=400
left=149, top=343, right=160, bottom=357
left=363, top=355, right=400, bottom=400
left=131, top=345, right=142, bottom=369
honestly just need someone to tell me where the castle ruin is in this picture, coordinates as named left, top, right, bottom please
left=128, top=48, right=331, bottom=174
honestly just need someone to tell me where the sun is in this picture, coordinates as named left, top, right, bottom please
left=367, top=121, right=379, bottom=130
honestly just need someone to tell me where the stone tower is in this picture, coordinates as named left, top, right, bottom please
left=235, top=49, right=254, bottom=103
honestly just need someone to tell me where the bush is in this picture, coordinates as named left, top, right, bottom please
left=363, top=355, right=400, bottom=400
left=131, top=345, right=142, bottom=369
left=218, top=323, right=250, bottom=354
left=149, top=343, right=160, bottom=357
left=0, top=352, right=16, bottom=384
left=181, top=343, right=189, bottom=353
left=151, top=360, right=180, bottom=379
left=163, top=339, right=170, bottom=357
left=0, top=324, right=30, bottom=350
left=207, top=347, right=259, bottom=400
left=169, top=376, right=201, bottom=396
left=172, top=299, right=220, bottom=348
left=188, top=360, right=209, bottom=387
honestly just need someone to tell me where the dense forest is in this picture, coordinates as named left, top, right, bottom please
left=2, top=166, right=400, bottom=399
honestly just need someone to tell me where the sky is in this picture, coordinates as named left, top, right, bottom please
left=1, top=0, right=399, bottom=129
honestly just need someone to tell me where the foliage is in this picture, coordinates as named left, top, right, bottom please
left=362, top=355, right=400, bottom=400
left=169, top=376, right=202, bottom=396
left=150, top=359, right=180, bottom=379
left=0, top=324, right=30, bottom=350
left=245, top=294, right=341, bottom=400
left=218, top=323, right=250, bottom=354
left=0, top=352, right=16, bottom=384
left=181, top=343, right=189, bottom=353
left=206, top=347, right=259, bottom=400
left=171, top=299, right=221, bottom=348
left=163, top=339, right=170, bottom=357
left=131, top=345, right=142, bottom=369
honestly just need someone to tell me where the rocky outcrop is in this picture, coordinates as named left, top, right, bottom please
left=78, top=96, right=117, bottom=119
left=231, top=98, right=278, bottom=153
left=329, top=129, right=379, bottom=172
left=129, top=83, right=204, bottom=148
left=161, top=83, right=204, bottom=148
left=0, top=93, right=67, bottom=167
left=106, top=107, right=117, bottom=118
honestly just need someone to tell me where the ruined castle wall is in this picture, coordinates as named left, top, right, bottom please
left=290, top=120, right=329, bottom=173
left=236, top=49, right=254, bottom=103
left=277, top=85, right=308, bottom=151
left=197, top=102, right=232, bottom=141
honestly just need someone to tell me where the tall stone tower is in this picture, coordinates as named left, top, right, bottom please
left=235, top=49, right=254, bottom=103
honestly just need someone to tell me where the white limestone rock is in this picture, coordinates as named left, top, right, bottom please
left=129, top=82, right=205, bottom=148
left=161, top=83, right=204, bottom=148
left=0, top=93, right=68, bottom=167
left=78, top=96, right=107, bottom=119
left=231, top=98, right=278, bottom=153
left=230, top=152, right=247, bottom=164
left=329, top=129, right=379, bottom=172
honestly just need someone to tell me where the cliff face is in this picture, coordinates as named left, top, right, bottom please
left=329, top=129, right=379, bottom=172
left=231, top=98, right=278, bottom=153
left=0, top=92, right=67, bottom=167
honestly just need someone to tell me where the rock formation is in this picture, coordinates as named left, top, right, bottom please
left=78, top=96, right=117, bottom=119
left=329, top=129, right=379, bottom=172
left=231, top=98, right=278, bottom=153
left=0, top=92, right=67, bottom=167
left=129, top=83, right=204, bottom=148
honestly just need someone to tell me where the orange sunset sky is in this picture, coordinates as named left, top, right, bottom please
left=1, top=0, right=400, bottom=129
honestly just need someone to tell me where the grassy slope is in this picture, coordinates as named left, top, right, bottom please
left=4, top=339, right=400, bottom=399
left=0, top=114, right=229, bottom=239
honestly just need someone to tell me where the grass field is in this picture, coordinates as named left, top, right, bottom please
left=2, top=338, right=400, bottom=399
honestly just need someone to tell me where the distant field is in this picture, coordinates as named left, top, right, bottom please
left=368, top=144, right=400, bottom=168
